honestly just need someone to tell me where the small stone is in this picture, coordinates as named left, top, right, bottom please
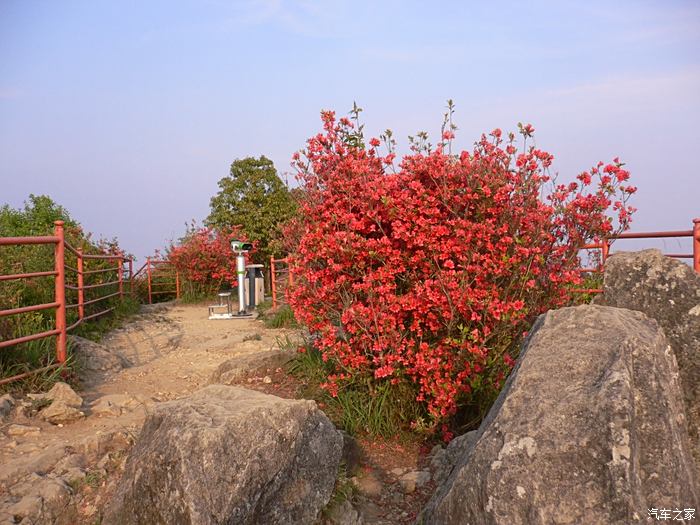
left=40, top=402, right=85, bottom=425
left=7, top=424, right=41, bottom=437
left=91, top=394, right=140, bottom=417
left=351, top=472, right=383, bottom=498
left=0, top=393, right=15, bottom=419
left=262, top=375, right=272, bottom=384
left=326, top=499, right=365, bottom=525
left=398, top=470, right=431, bottom=494
left=36, top=382, right=85, bottom=425
left=45, top=382, right=83, bottom=407
left=399, top=478, right=416, bottom=494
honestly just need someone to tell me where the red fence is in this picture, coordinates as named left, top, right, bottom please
left=0, top=220, right=134, bottom=385
left=270, top=257, right=293, bottom=309
left=131, top=257, right=180, bottom=304
left=576, top=218, right=699, bottom=293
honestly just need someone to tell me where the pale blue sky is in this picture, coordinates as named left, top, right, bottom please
left=1, top=0, right=699, bottom=260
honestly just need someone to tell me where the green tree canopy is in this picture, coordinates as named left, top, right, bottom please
left=207, top=156, right=296, bottom=263
left=0, top=194, right=80, bottom=237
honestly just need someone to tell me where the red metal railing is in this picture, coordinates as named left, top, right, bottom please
left=0, top=220, right=134, bottom=385
left=131, top=257, right=180, bottom=304
left=270, top=256, right=293, bottom=308
left=575, top=218, right=700, bottom=293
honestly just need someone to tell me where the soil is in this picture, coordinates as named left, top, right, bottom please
left=0, top=302, right=439, bottom=524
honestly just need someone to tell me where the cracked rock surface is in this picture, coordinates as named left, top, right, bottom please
left=422, top=305, right=699, bottom=524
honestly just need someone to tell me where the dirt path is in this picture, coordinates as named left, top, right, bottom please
left=0, top=302, right=296, bottom=524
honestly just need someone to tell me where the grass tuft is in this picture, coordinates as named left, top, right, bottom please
left=285, top=336, right=426, bottom=438
left=263, top=304, right=298, bottom=329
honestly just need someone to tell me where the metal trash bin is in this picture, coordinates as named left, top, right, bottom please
left=244, top=264, right=265, bottom=308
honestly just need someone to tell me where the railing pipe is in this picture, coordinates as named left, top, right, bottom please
left=77, top=249, right=84, bottom=320
left=118, top=258, right=124, bottom=298
left=54, top=221, right=67, bottom=364
left=0, top=236, right=58, bottom=246
left=129, top=258, right=134, bottom=296
left=0, top=302, right=60, bottom=317
left=601, top=239, right=610, bottom=267
left=0, top=364, right=62, bottom=386
left=0, top=270, right=58, bottom=282
left=271, top=256, right=277, bottom=308
left=693, top=218, right=700, bottom=273
left=147, top=257, right=152, bottom=304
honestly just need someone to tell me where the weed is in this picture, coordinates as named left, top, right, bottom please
left=286, top=335, right=426, bottom=438
left=333, top=377, right=425, bottom=438
left=72, top=296, right=140, bottom=342
left=1, top=296, right=138, bottom=394
left=263, top=304, right=298, bottom=329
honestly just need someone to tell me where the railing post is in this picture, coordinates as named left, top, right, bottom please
left=175, top=268, right=180, bottom=300
left=271, top=256, right=277, bottom=308
left=147, top=257, right=152, bottom=304
left=118, top=258, right=124, bottom=299
left=77, top=249, right=84, bottom=320
left=693, top=218, right=700, bottom=273
left=601, top=239, right=610, bottom=266
left=129, top=258, right=134, bottom=297
left=288, top=259, right=294, bottom=288
left=54, top=221, right=67, bottom=364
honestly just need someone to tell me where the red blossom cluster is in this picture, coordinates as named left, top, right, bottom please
left=288, top=111, right=636, bottom=425
left=168, top=226, right=252, bottom=289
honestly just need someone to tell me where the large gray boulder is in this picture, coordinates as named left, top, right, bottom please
left=600, top=249, right=700, bottom=467
left=422, top=305, right=699, bottom=524
left=104, top=385, right=343, bottom=525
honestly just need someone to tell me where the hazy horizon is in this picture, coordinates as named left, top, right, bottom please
left=1, top=1, right=699, bottom=262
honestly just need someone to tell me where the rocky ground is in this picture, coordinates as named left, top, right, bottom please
left=0, top=303, right=439, bottom=524
left=0, top=303, right=297, bottom=523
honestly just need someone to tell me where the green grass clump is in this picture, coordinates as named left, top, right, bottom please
left=285, top=337, right=425, bottom=438
left=1, top=296, right=140, bottom=394
left=263, top=304, right=298, bottom=329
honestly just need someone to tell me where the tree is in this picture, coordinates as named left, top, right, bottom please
left=0, top=194, right=79, bottom=238
left=206, top=156, right=296, bottom=264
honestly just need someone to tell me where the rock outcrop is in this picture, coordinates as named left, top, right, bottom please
left=422, top=305, right=699, bottom=524
left=68, top=335, right=131, bottom=377
left=600, top=249, right=700, bottom=467
left=30, top=382, right=85, bottom=425
left=210, top=347, right=294, bottom=385
left=105, top=385, right=343, bottom=525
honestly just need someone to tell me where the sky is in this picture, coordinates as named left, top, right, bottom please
left=1, top=0, right=699, bottom=262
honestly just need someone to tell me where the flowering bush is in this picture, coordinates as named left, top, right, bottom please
left=288, top=108, right=636, bottom=431
left=168, top=224, right=253, bottom=297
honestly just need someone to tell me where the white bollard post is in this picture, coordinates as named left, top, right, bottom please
left=237, top=254, right=246, bottom=314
